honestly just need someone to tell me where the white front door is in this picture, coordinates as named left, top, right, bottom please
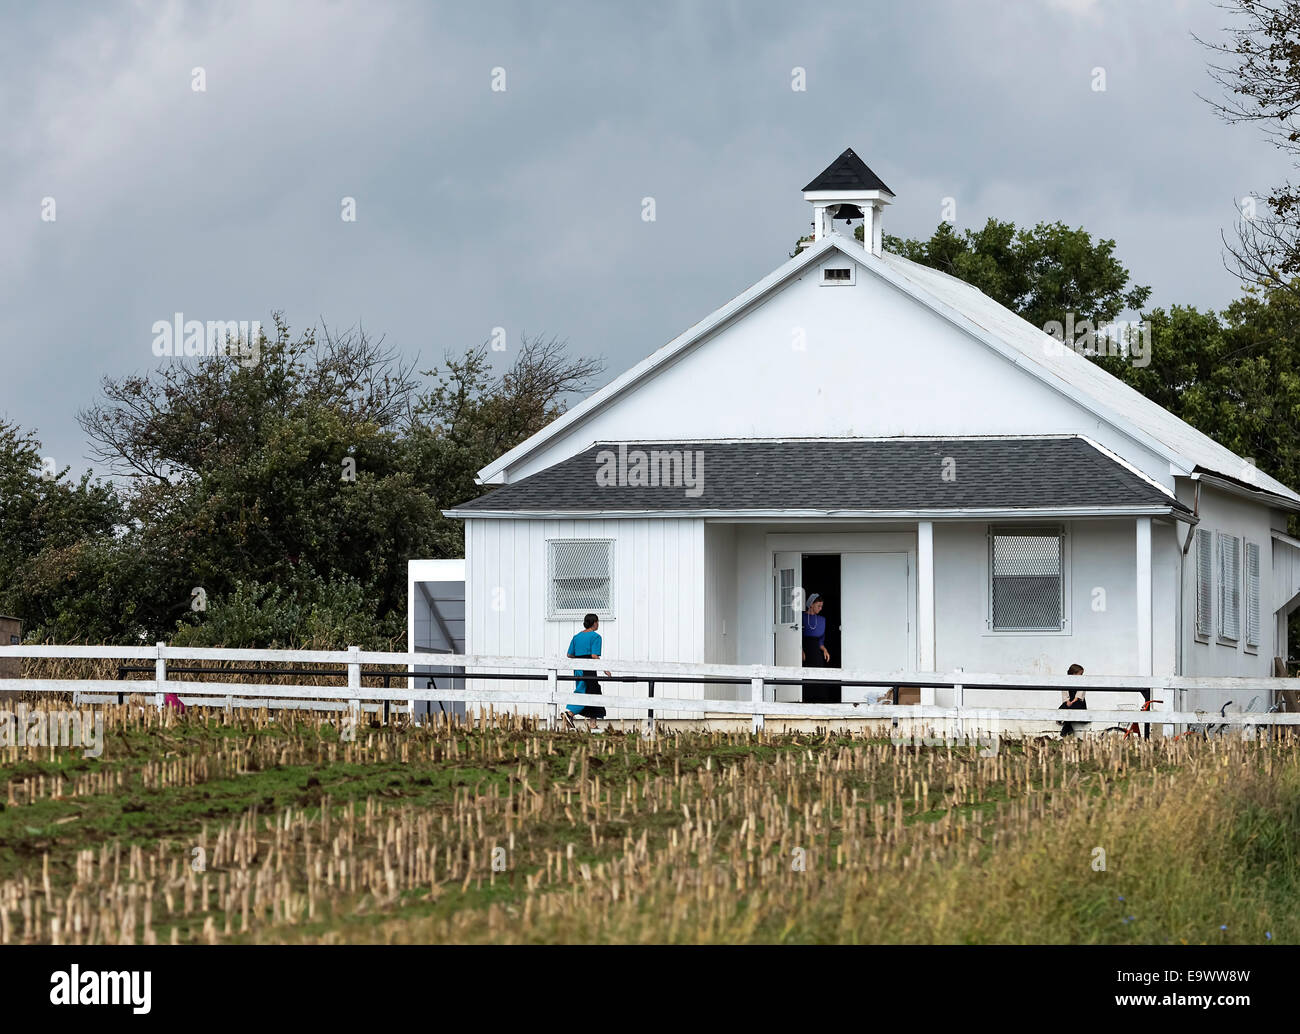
left=772, top=551, right=802, bottom=667
left=841, top=552, right=910, bottom=672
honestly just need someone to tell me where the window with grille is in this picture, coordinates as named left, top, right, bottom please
left=775, top=567, right=796, bottom=625
left=989, top=526, right=1064, bottom=631
left=1217, top=533, right=1241, bottom=641
left=1195, top=529, right=1213, bottom=639
left=548, top=540, right=613, bottom=618
left=1245, top=540, right=1261, bottom=648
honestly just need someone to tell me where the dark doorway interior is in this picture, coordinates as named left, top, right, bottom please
left=801, top=553, right=841, bottom=703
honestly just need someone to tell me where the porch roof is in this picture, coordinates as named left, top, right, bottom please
left=446, top=436, right=1192, bottom=518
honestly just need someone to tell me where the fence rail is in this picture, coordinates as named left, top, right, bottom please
left=1, top=644, right=1298, bottom=734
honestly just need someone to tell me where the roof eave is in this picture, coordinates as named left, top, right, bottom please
left=802, top=189, right=893, bottom=204
left=1188, top=470, right=1300, bottom=512
left=444, top=505, right=1188, bottom=521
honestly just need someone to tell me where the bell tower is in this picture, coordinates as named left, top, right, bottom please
left=802, top=148, right=894, bottom=256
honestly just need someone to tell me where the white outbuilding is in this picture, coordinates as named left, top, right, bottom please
left=407, top=559, right=466, bottom=718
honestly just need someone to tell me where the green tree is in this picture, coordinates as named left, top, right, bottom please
left=881, top=219, right=1151, bottom=332
left=408, top=335, right=604, bottom=558
left=64, top=318, right=603, bottom=647
left=0, top=419, right=127, bottom=641
left=78, top=316, right=431, bottom=646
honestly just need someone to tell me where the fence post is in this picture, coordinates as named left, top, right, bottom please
left=405, top=647, right=418, bottom=724
left=347, top=645, right=361, bottom=717
left=1156, top=680, right=1174, bottom=738
left=155, top=642, right=166, bottom=711
left=953, top=681, right=964, bottom=740
left=751, top=673, right=765, bottom=734
left=546, top=667, right=559, bottom=730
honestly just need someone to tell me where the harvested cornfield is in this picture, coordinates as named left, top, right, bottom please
left=1, top=695, right=1296, bottom=944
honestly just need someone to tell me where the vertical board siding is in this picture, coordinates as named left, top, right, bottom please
left=465, top=517, right=707, bottom=717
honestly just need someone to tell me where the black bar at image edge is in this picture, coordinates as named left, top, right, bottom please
left=0, top=944, right=1290, bottom=1022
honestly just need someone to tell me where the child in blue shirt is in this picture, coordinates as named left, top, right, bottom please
left=566, top=613, right=611, bottom=718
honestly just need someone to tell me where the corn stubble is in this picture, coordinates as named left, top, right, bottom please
left=2, top=695, right=1296, bottom=944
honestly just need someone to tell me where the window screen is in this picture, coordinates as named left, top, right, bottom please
left=1195, top=529, right=1213, bottom=638
left=990, top=526, right=1064, bottom=630
left=1245, top=540, right=1261, bottom=648
left=549, top=540, right=613, bottom=616
left=1217, top=533, right=1241, bottom=641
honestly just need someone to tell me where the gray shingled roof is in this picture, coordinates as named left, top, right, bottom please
left=449, top=437, right=1189, bottom=515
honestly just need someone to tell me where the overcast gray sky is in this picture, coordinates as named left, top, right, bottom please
left=0, top=0, right=1289, bottom=479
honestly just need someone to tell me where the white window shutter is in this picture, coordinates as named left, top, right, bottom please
left=1217, top=534, right=1241, bottom=641
left=1245, top=541, right=1261, bottom=647
left=1195, top=529, right=1212, bottom=638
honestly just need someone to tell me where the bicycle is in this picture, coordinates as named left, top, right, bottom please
left=1173, top=700, right=1235, bottom=741
left=1101, top=698, right=1163, bottom=739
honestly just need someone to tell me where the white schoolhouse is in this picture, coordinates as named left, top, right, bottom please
left=444, top=149, right=1300, bottom=716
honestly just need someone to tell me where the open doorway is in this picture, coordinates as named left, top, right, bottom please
left=801, top=553, right=841, bottom=703
left=772, top=541, right=913, bottom=702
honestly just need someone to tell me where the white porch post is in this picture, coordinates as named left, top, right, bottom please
left=1136, top=516, right=1166, bottom=734
left=917, top=521, right=936, bottom=704
left=1136, top=518, right=1152, bottom=676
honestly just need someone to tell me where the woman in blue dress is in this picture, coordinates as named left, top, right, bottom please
left=566, top=613, right=611, bottom=720
left=801, top=593, right=837, bottom=703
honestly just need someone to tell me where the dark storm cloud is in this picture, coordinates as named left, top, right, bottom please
left=0, top=0, right=1289, bottom=477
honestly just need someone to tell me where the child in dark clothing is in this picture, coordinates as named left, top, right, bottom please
left=1059, top=662, right=1086, bottom=736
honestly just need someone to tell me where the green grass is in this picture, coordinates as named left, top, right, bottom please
left=2, top=702, right=1297, bottom=944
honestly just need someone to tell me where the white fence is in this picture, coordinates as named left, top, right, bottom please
left=2, top=643, right=1300, bottom=736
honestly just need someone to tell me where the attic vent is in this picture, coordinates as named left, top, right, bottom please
left=822, top=266, right=854, bottom=285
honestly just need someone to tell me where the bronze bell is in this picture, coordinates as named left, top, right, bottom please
left=834, top=203, right=862, bottom=222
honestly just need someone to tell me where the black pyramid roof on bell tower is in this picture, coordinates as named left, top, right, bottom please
left=802, top=148, right=894, bottom=195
